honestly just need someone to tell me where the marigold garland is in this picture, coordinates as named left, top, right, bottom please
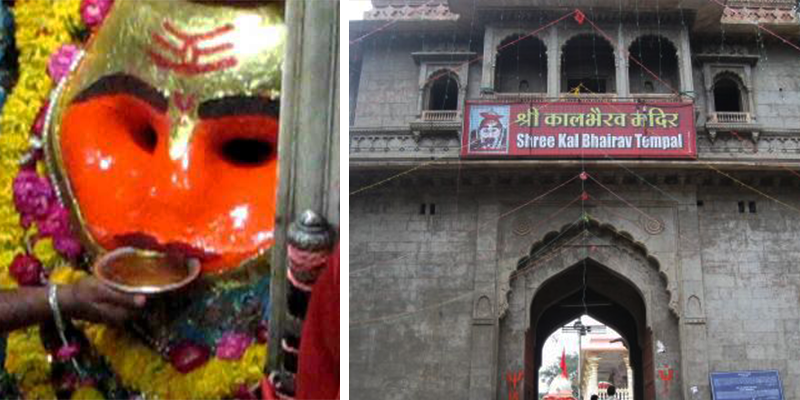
left=0, top=1, right=83, bottom=398
left=1, top=2, right=270, bottom=399
left=85, top=324, right=267, bottom=400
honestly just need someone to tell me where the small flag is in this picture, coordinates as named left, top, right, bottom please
left=574, top=10, right=586, bottom=25
left=560, top=347, right=568, bottom=378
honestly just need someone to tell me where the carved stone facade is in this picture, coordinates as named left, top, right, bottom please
left=351, top=1, right=800, bottom=399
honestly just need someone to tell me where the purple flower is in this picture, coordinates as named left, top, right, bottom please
left=54, top=234, right=83, bottom=259
left=215, top=332, right=253, bottom=360
left=47, top=44, right=80, bottom=83
left=13, top=170, right=55, bottom=225
left=81, top=0, right=113, bottom=28
left=38, top=203, right=70, bottom=237
left=9, top=253, right=44, bottom=286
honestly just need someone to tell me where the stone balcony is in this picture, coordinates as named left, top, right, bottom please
left=709, top=112, right=752, bottom=124
left=705, top=111, right=762, bottom=142
left=420, top=109, right=460, bottom=122
left=409, top=109, right=462, bottom=140
left=719, top=4, right=800, bottom=35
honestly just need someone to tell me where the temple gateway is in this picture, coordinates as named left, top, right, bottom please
left=350, top=0, right=800, bottom=399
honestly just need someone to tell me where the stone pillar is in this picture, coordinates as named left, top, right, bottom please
left=615, top=23, right=630, bottom=97
left=547, top=26, right=560, bottom=97
left=675, top=195, right=711, bottom=399
left=678, top=25, right=694, bottom=97
left=417, top=87, right=426, bottom=116
left=469, top=203, right=500, bottom=400
left=268, top=0, right=339, bottom=372
left=586, top=357, right=600, bottom=399
left=626, top=357, right=634, bottom=394
left=481, top=26, right=496, bottom=93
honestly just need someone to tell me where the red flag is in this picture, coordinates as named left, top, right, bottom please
left=560, top=348, right=568, bottom=378
left=574, top=9, right=586, bottom=25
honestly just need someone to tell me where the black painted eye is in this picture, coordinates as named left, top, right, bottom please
left=132, top=124, right=157, bottom=153
left=220, top=138, right=272, bottom=165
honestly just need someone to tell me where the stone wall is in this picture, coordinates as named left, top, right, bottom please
left=350, top=173, right=800, bottom=399
left=354, top=37, right=422, bottom=127
left=350, top=191, right=480, bottom=400
left=697, top=185, right=800, bottom=397
left=752, top=43, right=800, bottom=131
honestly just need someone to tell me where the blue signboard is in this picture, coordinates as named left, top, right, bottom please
left=710, top=370, right=784, bottom=400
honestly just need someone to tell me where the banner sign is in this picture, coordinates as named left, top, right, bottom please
left=461, top=101, right=696, bottom=158
left=710, top=370, right=784, bottom=400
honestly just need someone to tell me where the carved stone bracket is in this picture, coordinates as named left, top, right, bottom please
left=364, top=3, right=459, bottom=21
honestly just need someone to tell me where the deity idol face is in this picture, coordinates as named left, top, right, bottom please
left=46, top=1, right=286, bottom=273
left=478, top=120, right=502, bottom=144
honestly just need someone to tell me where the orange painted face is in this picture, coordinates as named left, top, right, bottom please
left=46, top=1, right=285, bottom=273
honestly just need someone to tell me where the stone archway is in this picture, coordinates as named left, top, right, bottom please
left=497, top=219, right=682, bottom=400
left=525, top=260, right=652, bottom=400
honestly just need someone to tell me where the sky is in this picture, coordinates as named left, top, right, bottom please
left=347, top=0, right=373, bottom=20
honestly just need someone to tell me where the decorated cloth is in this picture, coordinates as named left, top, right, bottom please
left=261, top=245, right=340, bottom=400
left=296, top=244, right=339, bottom=399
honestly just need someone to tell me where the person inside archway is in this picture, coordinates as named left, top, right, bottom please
left=607, top=384, right=617, bottom=398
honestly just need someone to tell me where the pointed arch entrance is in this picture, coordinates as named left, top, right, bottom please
left=499, top=220, right=681, bottom=400
left=525, top=260, right=653, bottom=400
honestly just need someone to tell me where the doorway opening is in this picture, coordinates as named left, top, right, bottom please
left=524, top=260, right=655, bottom=400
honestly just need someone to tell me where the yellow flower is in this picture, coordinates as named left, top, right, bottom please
left=32, top=238, right=60, bottom=268
left=25, top=384, right=57, bottom=400
left=71, top=386, right=105, bottom=400
left=1, top=1, right=85, bottom=398
left=50, top=263, right=87, bottom=285
left=86, top=323, right=268, bottom=399
left=4, top=328, right=51, bottom=397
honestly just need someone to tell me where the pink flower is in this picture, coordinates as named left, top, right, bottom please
left=47, top=44, right=80, bottom=83
left=9, top=253, right=44, bottom=286
left=81, top=0, right=113, bottom=28
left=215, top=332, right=253, bottom=360
left=56, top=343, right=80, bottom=361
left=31, top=101, right=49, bottom=137
left=13, top=170, right=55, bottom=225
left=54, top=235, right=83, bottom=259
left=168, top=341, right=210, bottom=373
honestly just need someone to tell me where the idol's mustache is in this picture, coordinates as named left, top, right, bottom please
left=113, top=232, right=220, bottom=262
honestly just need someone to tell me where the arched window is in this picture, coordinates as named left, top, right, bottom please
left=425, top=71, right=459, bottom=111
left=561, top=34, right=616, bottom=93
left=495, top=34, right=547, bottom=93
left=713, top=76, right=744, bottom=112
left=628, top=35, right=679, bottom=94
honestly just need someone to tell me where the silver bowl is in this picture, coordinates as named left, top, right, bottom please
left=93, top=247, right=201, bottom=294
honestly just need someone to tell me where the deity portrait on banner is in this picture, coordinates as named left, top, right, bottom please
left=468, top=105, right=510, bottom=154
